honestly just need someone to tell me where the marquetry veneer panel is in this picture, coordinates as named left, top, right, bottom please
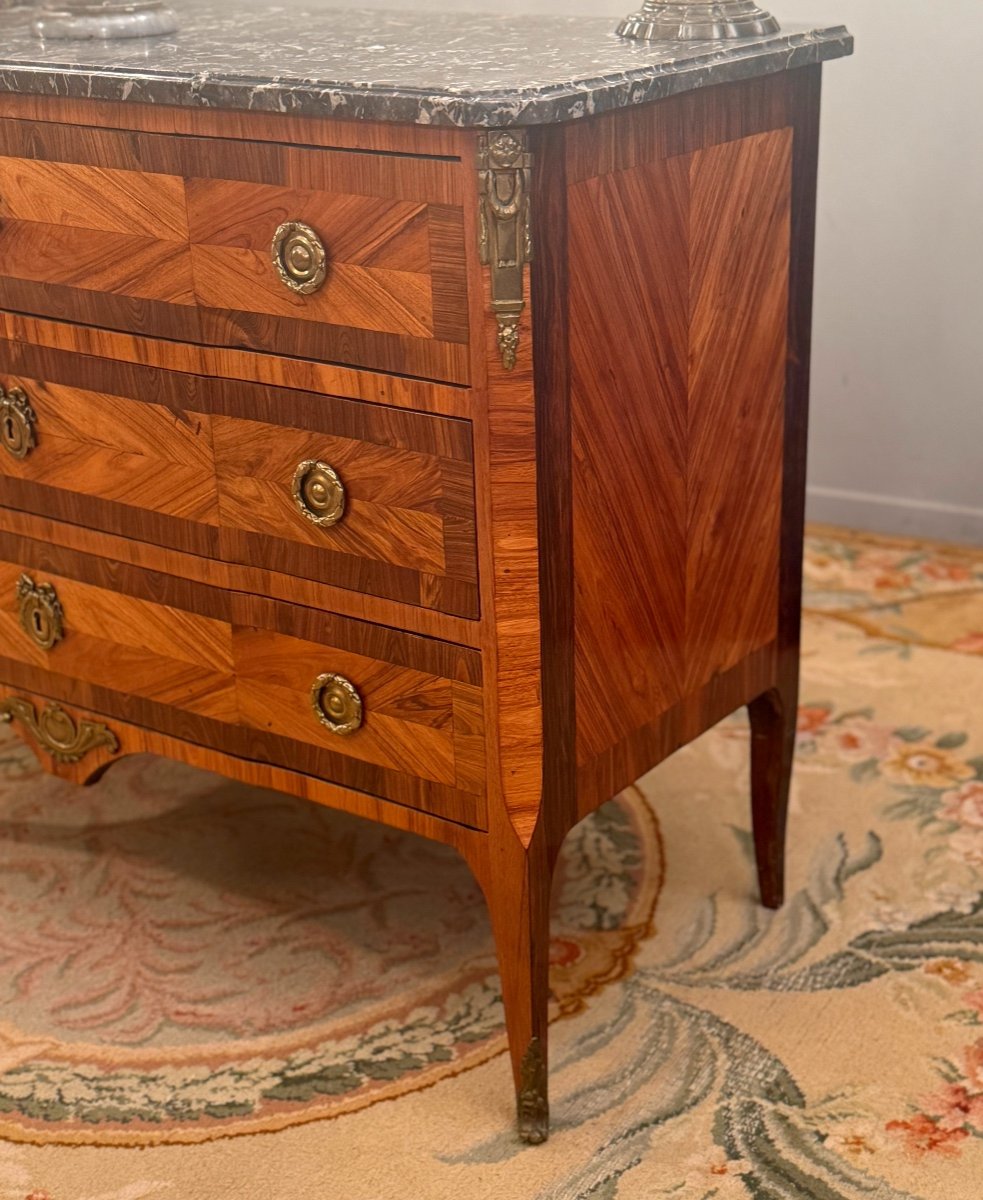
left=212, top=413, right=478, bottom=617
left=0, top=371, right=218, bottom=556
left=0, top=64, right=835, bottom=1142
left=0, top=546, right=486, bottom=826
left=568, top=125, right=792, bottom=769
left=0, top=120, right=470, bottom=382
left=0, top=338, right=478, bottom=616
left=0, top=559, right=237, bottom=723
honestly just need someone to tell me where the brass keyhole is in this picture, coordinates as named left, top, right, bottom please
left=0, top=386, right=36, bottom=460
left=16, top=575, right=63, bottom=651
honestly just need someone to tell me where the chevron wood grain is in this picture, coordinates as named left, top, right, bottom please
left=568, top=153, right=690, bottom=766
left=566, top=120, right=792, bottom=783
left=0, top=312, right=473, bottom=418
left=0, top=336, right=478, bottom=616
left=0, top=373, right=217, bottom=529
left=0, top=559, right=236, bottom=722
left=0, top=118, right=470, bottom=381
left=0, top=542, right=486, bottom=823
left=685, top=129, right=790, bottom=690
left=212, top=412, right=475, bottom=586
left=235, top=628, right=468, bottom=788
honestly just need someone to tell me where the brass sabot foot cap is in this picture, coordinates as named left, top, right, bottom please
left=518, top=1107, right=550, bottom=1144
left=517, top=1036, right=549, bottom=1144
left=617, top=1, right=780, bottom=40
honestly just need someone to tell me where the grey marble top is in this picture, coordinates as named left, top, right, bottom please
left=0, top=0, right=853, bottom=127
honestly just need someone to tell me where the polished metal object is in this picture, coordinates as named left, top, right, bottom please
left=617, top=1, right=779, bottom=40
left=32, top=1, right=179, bottom=39
left=0, top=696, right=118, bottom=763
left=0, top=387, right=37, bottom=460
left=311, top=673, right=363, bottom=736
left=271, top=221, right=328, bottom=295
left=517, top=1036, right=549, bottom=1144
left=17, top=574, right=64, bottom=652
left=478, top=131, right=532, bottom=371
left=292, top=460, right=346, bottom=528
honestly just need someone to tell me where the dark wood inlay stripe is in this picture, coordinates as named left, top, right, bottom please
left=231, top=591, right=482, bottom=685
left=0, top=276, right=202, bottom=343
left=197, top=307, right=470, bottom=385
left=0, top=659, right=485, bottom=828
left=0, top=480, right=220, bottom=559
left=0, top=338, right=474, bottom=459
left=220, top=528, right=479, bottom=620
left=0, top=530, right=481, bottom=681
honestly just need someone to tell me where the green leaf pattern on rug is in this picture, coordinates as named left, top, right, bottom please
left=0, top=789, right=646, bottom=1127
left=0, top=979, right=506, bottom=1125
left=447, top=701, right=983, bottom=1197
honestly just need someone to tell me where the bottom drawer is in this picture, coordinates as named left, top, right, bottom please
left=0, top=545, right=486, bottom=827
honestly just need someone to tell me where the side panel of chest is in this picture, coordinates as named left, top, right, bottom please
left=564, top=73, right=799, bottom=801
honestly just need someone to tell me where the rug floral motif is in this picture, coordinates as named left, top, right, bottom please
left=0, top=526, right=982, bottom=1200
left=0, top=753, right=660, bottom=1144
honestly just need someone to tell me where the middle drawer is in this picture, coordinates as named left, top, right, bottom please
left=0, top=339, right=478, bottom=618
left=0, top=545, right=486, bottom=827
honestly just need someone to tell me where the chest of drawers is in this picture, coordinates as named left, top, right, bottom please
left=0, top=7, right=851, bottom=1144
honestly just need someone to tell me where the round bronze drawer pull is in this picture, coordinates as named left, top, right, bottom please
left=271, top=220, right=327, bottom=294
left=0, top=386, right=37, bottom=460
left=292, top=459, right=346, bottom=528
left=16, top=574, right=64, bottom=652
left=311, top=672, right=363, bottom=736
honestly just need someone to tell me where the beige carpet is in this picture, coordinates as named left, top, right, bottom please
left=1, top=525, right=982, bottom=1199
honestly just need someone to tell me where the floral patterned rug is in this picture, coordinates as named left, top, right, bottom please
left=1, top=524, right=982, bottom=1199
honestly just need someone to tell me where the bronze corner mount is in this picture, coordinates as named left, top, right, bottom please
left=477, top=130, right=533, bottom=372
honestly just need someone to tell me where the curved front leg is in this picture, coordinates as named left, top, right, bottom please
left=475, top=836, right=553, bottom=1143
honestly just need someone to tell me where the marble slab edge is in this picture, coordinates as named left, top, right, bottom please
left=0, top=26, right=852, bottom=127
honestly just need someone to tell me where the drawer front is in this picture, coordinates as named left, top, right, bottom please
left=0, top=121, right=470, bottom=383
left=232, top=599, right=485, bottom=800
left=0, top=544, right=486, bottom=826
left=0, top=368, right=218, bottom=558
left=0, top=559, right=237, bottom=724
left=0, top=337, right=478, bottom=617
left=212, top=408, right=478, bottom=618
left=0, top=139, right=196, bottom=337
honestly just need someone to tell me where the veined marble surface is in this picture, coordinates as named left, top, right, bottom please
left=0, top=0, right=852, bottom=126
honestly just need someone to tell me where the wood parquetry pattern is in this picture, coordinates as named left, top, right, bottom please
left=0, top=67, right=823, bottom=1141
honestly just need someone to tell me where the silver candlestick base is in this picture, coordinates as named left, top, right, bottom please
left=32, top=0, right=178, bottom=38
left=617, top=1, right=779, bottom=40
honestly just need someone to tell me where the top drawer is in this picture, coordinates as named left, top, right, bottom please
left=0, top=120, right=470, bottom=384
